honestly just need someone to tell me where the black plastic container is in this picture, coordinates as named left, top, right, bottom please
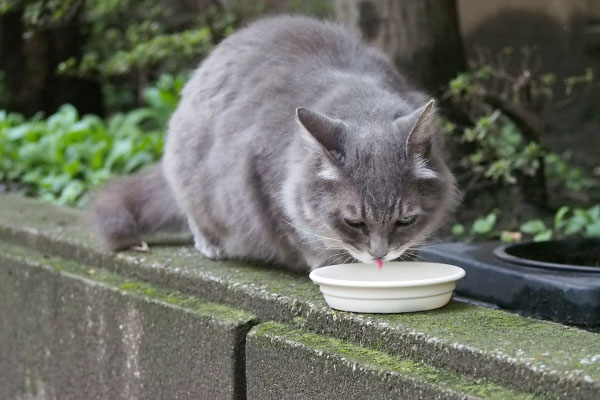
left=495, top=238, right=600, bottom=271
left=419, top=240, right=600, bottom=328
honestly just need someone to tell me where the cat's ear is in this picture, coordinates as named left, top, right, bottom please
left=295, top=107, right=346, bottom=163
left=395, top=100, right=437, bottom=157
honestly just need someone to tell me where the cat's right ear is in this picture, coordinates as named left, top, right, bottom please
left=398, top=100, right=437, bottom=158
left=295, top=107, right=346, bottom=164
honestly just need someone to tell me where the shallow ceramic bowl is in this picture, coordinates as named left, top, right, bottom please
left=309, top=262, right=466, bottom=313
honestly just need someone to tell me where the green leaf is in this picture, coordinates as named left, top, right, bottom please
left=533, top=230, right=553, bottom=241
left=471, top=213, right=497, bottom=235
left=586, top=221, right=600, bottom=238
left=520, top=220, right=547, bottom=235
left=554, top=206, right=570, bottom=230
left=123, top=152, right=153, bottom=173
left=57, top=180, right=85, bottom=205
left=451, top=224, right=465, bottom=236
left=63, top=160, right=81, bottom=176
left=587, top=205, right=600, bottom=221
left=564, top=215, right=587, bottom=235
left=7, top=125, right=31, bottom=140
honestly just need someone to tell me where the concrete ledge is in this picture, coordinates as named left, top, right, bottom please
left=1, top=194, right=600, bottom=399
left=247, top=322, right=547, bottom=400
left=0, top=240, right=256, bottom=400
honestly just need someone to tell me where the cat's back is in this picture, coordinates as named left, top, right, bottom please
left=221, top=15, right=362, bottom=66
left=182, top=15, right=405, bottom=101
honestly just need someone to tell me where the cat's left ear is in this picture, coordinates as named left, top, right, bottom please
left=395, top=100, right=437, bottom=157
left=295, top=107, right=346, bottom=163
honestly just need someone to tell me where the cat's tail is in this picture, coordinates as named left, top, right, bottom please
left=89, top=163, right=186, bottom=250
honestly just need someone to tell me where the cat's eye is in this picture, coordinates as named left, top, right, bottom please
left=396, top=215, right=417, bottom=226
left=344, top=219, right=365, bottom=229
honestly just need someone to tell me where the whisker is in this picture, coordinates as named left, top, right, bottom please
left=411, top=237, right=443, bottom=246
left=330, top=251, right=351, bottom=265
left=402, top=252, right=422, bottom=261
left=322, top=250, right=347, bottom=261
left=317, top=247, right=343, bottom=258
left=282, top=219, right=341, bottom=242
left=301, top=235, right=345, bottom=246
left=342, top=254, right=354, bottom=264
left=330, top=254, right=347, bottom=265
left=301, top=238, right=324, bottom=245
left=337, top=255, right=350, bottom=265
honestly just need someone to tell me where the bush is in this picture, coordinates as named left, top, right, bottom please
left=0, top=73, right=184, bottom=207
left=443, top=63, right=595, bottom=199
left=451, top=205, right=600, bottom=242
left=440, top=47, right=598, bottom=242
left=1, top=0, right=231, bottom=113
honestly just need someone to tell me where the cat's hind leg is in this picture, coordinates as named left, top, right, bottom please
left=187, top=216, right=226, bottom=260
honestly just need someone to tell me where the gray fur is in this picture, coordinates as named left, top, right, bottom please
left=91, top=15, right=459, bottom=271
left=90, top=164, right=186, bottom=250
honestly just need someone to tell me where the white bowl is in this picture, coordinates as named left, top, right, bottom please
left=309, top=262, right=466, bottom=313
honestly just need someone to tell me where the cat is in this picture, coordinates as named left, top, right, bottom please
left=91, top=15, right=459, bottom=271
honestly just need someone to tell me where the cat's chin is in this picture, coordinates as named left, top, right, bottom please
left=339, top=246, right=411, bottom=265
left=341, top=248, right=377, bottom=265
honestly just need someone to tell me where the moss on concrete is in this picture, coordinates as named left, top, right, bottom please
left=1, top=238, right=253, bottom=400
left=137, top=246, right=600, bottom=385
left=0, top=240, right=256, bottom=325
left=251, top=322, right=552, bottom=400
left=371, top=301, right=600, bottom=377
left=117, top=281, right=257, bottom=323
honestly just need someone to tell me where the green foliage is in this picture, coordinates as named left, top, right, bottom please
left=519, top=205, right=600, bottom=241
left=520, top=219, right=553, bottom=241
left=58, top=28, right=212, bottom=78
left=471, top=212, right=498, bottom=235
left=445, top=64, right=594, bottom=193
left=453, top=205, right=600, bottom=242
left=544, top=152, right=594, bottom=192
left=0, top=73, right=183, bottom=207
left=141, top=73, right=189, bottom=130
left=62, top=0, right=227, bottom=79
left=447, top=107, right=592, bottom=191
left=0, top=106, right=160, bottom=206
left=451, top=211, right=499, bottom=240
left=444, top=56, right=597, bottom=245
left=448, top=110, right=542, bottom=185
left=2, top=0, right=232, bottom=112
left=564, top=68, right=594, bottom=96
left=451, top=223, right=465, bottom=236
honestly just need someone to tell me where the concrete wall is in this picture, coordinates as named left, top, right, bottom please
left=1, top=195, right=599, bottom=399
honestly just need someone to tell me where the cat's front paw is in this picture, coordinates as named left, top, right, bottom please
left=194, top=236, right=226, bottom=260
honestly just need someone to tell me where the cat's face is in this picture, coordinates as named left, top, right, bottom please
left=302, top=168, right=451, bottom=264
left=294, top=102, right=457, bottom=265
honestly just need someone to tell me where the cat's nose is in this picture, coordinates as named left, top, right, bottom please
left=369, top=237, right=389, bottom=259
left=370, top=250, right=388, bottom=259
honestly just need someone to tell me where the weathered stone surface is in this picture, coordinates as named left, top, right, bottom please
left=0, top=239, right=256, bottom=400
left=247, top=322, right=548, bottom=400
left=1, top=194, right=600, bottom=399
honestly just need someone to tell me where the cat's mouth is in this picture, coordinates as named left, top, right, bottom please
left=384, top=243, right=414, bottom=262
left=341, top=247, right=391, bottom=264
left=341, top=243, right=413, bottom=264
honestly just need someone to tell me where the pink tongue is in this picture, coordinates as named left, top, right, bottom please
left=376, top=259, right=383, bottom=269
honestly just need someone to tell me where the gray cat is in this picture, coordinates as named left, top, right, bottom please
left=91, top=15, right=459, bottom=271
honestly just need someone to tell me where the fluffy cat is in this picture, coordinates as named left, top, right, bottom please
left=91, top=15, right=459, bottom=271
